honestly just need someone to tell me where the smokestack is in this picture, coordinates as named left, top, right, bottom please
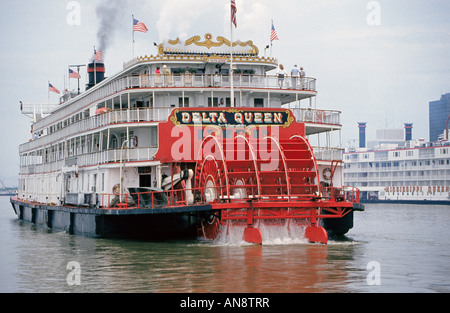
left=404, top=123, right=413, bottom=141
left=358, top=122, right=367, bottom=148
left=86, top=62, right=105, bottom=90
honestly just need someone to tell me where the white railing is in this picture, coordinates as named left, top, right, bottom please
left=292, top=108, right=341, bottom=125
left=31, top=73, right=317, bottom=132
left=313, top=147, right=343, bottom=161
left=19, top=147, right=158, bottom=175
left=20, top=107, right=172, bottom=153
left=135, top=73, right=316, bottom=91
left=22, top=107, right=342, bottom=154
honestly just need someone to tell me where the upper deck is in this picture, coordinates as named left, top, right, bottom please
left=19, top=34, right=343, bottom=161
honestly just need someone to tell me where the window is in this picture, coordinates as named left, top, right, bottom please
left=254, top=98, right=264, bottom=108
left=208, top=97, right=218, bottom=107
left=225, top=98, right=235, bottom=107
left=179, top=97, right=189, bottom=107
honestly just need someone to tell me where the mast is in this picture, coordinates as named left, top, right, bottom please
left=132, top=14, right=135, bottom=59
left=230, top=23, right=235, bottom=108
left=230, top=0, right=237, bottom=108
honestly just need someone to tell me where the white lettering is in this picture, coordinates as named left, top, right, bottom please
left=367, top=1, right=381, bottom=26
left=180, top=297, right=215, bottom=310
left=66, top=261, right=81, bottom=286
left=234, top=112, right=244, bottom=124
left=367, top=261, right=381, bottom=285
left=66, top=1, right=81, bottom=26
left=171, top=126, right=192, bottom=160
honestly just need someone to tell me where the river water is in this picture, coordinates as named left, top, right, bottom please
left=0, top=196, right=449, bottom=294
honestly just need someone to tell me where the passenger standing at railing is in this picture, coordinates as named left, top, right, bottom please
left=291, top=65, right=300, bottom=89
left=214, top=72, right=221, bottom=87
left=155, top=67, right=162, bottom=86
left=163, top=65, right=171, bottom=86
left=276, top=64, right=287, bottom=89
left=300, top=67, right=306, bottom=89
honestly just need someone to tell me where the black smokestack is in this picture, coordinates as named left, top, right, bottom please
left=86, top=63, right=106, bottom=90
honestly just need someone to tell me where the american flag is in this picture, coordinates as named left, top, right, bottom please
left=231, top=0, right=237, bottom=28
left=133, top=18, right=148, bottom=33
left=94, top=49, right=102, bottom=62
left=69, top=68, right=81, bottom=79
left=49, top=83, right=60, bottom=94
left=270, top=21, right=279, bottom=42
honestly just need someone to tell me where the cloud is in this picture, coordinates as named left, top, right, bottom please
left=156, top=0, right=210, bottom=42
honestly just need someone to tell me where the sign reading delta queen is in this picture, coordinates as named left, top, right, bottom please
left=170, top=108, right=294, bottom=128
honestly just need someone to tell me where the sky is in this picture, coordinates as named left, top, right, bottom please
left=0, top=0, right=449, bottom=186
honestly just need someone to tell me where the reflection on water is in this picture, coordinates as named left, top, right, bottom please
left=1, top=198, right=449, bottom=293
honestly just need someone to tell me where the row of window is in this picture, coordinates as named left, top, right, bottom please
left=345, top=159, right=450, bottom=168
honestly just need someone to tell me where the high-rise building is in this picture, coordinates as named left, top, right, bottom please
left=429, top=93, right=450, bottom=142
left=358, top=122, right=367, bottom=148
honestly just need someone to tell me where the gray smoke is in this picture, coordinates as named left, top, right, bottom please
left=95, top=0, right=124, bottom=59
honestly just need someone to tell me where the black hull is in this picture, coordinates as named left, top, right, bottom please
left=321, top=202, right=364, bottom=237
left=10, top=198, right=213, bottom=240
left=322, top=209, right=354, bottom=236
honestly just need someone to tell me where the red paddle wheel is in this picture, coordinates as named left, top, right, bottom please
left=195, top=132, right=329, bottom=244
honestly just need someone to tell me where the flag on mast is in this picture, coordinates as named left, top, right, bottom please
left=270, top=20, right=279, bottom=42
left=69, top=68, right=81, bottom=79
left=94, top=49, right=102, bottom=62
left=231, top=0, right=237, bottom=28
left=48, top=83, right=60, bottom=94
left=133, top=18, right=148, bottom=33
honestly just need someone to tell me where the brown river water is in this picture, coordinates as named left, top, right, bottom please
left=1, top=196, right=449, bottom=295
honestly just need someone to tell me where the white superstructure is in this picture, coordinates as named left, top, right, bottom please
left=17, top=34, right=345, bottom=208
left=344, top=140, right=450, bottom=202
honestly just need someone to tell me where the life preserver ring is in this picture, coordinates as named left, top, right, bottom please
left=132, top=136, right=138, bottom=147
left=112, top=184, right=121, bottom=195
left=323, top=168, right=332, bottom=181
left=96, top=107, right=111, bottom=115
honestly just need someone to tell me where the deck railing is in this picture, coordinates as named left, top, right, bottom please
left=97, top=184, right=361, bottom=210
left=312, top=146, right=343, bottom=161
left=21, top=107, right=342, bottom=154
left=31, top=73, right=317, bottom=132
left=19, top=147, right=158, bottom=174
left=292, top=108, right=341, bottom=125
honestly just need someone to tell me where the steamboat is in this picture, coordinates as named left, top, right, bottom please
left=10, top=33, right=363, bottom=244
left=344, top=124, right=450, bottom=204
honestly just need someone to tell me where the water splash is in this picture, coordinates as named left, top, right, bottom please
left=210, top=222, right=309, bottom=246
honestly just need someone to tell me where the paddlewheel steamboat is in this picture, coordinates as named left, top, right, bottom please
left=11, top=33, right=363, bottom=244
